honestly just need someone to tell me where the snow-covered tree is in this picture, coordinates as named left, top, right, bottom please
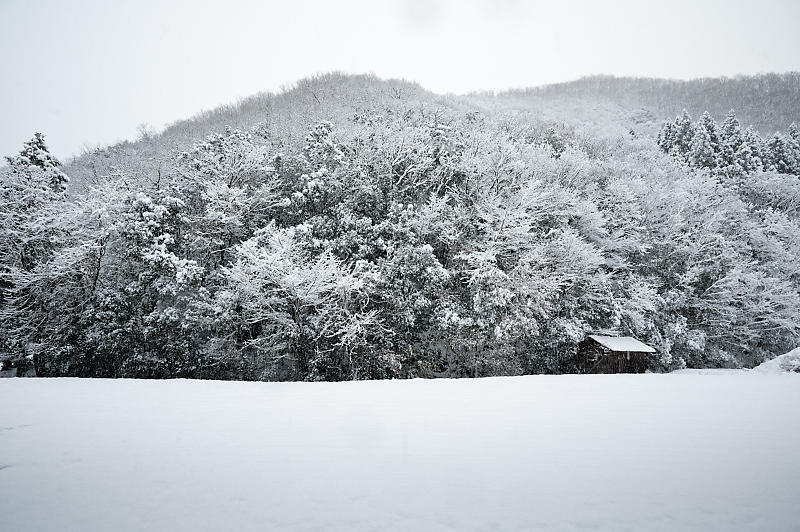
left=764, top=133, right=798, bottom=174
left=688, top=124, right=717, bottom=169
left=672, top=109, right=695, bottom=157
left=223, top=223, right=388, bottom=380
left=788, top=122, right=800, bottom=144
left=657, top=120, right=677, bottom=153
left=0, top=177, right=117, bottom=375
left=691, top=265, right=800, bottom=365
left=741, top=126, right=765, bottom=173
left=544, top=126, right=567, bottom=158
left=5, top=133, right=69, bottom=193
left=718, top=110, right=744, bottom=177
left=785, top=123, right=800, bottom=173
left=1, top=135, right=72, bottom=372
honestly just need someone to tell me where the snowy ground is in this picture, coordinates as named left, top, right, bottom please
left=1, top=374, right=799, bottom=531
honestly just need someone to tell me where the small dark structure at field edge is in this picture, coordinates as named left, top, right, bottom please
left=577, top=335, right=656, bottom=374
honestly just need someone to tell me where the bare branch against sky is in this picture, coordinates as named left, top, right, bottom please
left=1, top=0, right=798, bottom=158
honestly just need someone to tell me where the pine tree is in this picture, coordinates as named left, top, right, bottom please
left=544, top=127, right=566, bottom=158
left=5, top=133, right=69, bottom=193
left=657, top=121, right=677, bottom=153
left=718, top=110, right=744, bottom=177
left=1, top=135, right=70, bottom=373
left=741, top=126, right=765, bottom=173
left=733, top=142, right=758, bottom=176
left=688, top=123, right=717, bottom=170
left=672, top=110, right=695, bottom=158
left=719, top=110, right=742, bottom=161
left=1, top=134, right=69, bottom=275
left=696, top=111, right=721, bottom=155
left=786, top=123, right=800, bottom=174
left=788, top=122, right=800, bottom=144
left=764, top=133, right=797, bottom=174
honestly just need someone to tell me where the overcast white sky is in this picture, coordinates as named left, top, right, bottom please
left=1, top=0, right=799, bottom=159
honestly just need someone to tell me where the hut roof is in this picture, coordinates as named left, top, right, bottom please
left=587, top=335, right=656, bottom=353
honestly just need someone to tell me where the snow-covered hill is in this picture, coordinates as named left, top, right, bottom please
left=754, top=347, right=800, bottom=374
left=1, top=374, right=798, bottom=531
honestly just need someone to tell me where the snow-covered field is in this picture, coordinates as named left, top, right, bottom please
left=1, top=373, right=799, bottom=531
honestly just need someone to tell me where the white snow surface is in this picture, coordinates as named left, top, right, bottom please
left=753, top=347, right=800, bottom=374
left=1, top=374, right=799, bottom=531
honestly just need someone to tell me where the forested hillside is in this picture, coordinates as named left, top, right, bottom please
left=63, top=73, right=800, bottom=194
left=499, top=73, right=800, bottom=137
left=2, top=73, right=799, bottom=380
left=63, top=74, right=449, bottom=194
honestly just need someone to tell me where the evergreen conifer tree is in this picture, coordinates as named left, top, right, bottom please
left=741, top=126, right=765, bottom=173
left=786, top=123, right=800, bottom=174
left=696, top=111, right=721, bottom=153
left=673, top=109, right=695, bottom=158
left=718, top=110, right=743, bottom=177
left=788, top=122, right=800, bottom=143
left=764, top=133, right=797, bottom=174
left=5, top=133, right=69, bottom=193
left=689, top=117, right=718, bottom=170
left=657, top=121, right=676, bottom=153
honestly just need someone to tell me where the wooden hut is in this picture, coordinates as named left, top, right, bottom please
left=576, top=335, right=656, bottom=374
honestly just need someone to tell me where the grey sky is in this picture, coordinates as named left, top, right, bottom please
left=1, top=0, right=799, bottom=159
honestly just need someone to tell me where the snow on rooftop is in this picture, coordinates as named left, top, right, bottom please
left=588, top=334, right=656, bottom=353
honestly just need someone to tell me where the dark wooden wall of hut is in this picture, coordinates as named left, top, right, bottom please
left=576, top=339, right=649, bottom=374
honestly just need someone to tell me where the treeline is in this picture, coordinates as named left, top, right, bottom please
left=63, top=73, right=800, bottom=195
left=510, top=73, right=800, bottom=137
left=658, top=109, right=800, bottom=176
left=2, top=89, right=800, bottom=380
left=64, top=73, right=442, bottom=194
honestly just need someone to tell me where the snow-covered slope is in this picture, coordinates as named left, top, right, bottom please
left=753, top=347, right=800, bottom=374
left=1, top=374, right=799, bottom=531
